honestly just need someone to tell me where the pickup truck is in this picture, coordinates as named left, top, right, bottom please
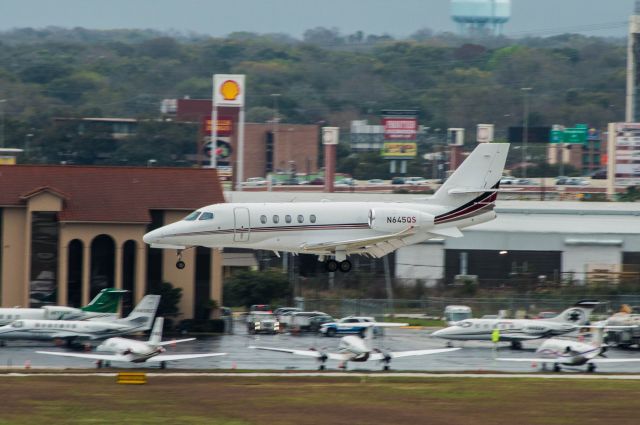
left=246, top=312, right=280, bottom=334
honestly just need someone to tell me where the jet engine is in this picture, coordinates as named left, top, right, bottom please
left=368, top=208, right=434, bottom=232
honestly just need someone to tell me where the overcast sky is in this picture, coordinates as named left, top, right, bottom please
left=0, top=0, right=636, bottom=39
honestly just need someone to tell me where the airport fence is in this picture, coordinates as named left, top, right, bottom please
left=301, top=295, right=640, bottom=321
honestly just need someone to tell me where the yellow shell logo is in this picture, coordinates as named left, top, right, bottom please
left=220, top=80, right=241, bottom=101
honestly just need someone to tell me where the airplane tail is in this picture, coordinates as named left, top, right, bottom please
left=543, top=300, right=599, bottom=326
left=429, top=143, right=510, bottom=210
left=118, top=294, right=161, bottom=331
left=148, top=317, right=164, bottom=345
left=81, top=288, right=128, bottom=313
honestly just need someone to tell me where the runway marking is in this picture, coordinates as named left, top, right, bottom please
left=2, top=372, right=640, bottom=380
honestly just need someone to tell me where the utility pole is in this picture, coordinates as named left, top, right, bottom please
left=521, top=87, right=532, bottom=178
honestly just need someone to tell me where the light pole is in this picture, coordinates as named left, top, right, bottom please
left=0, top=99, right=6, bottom=149
left=521, top=87, right=532, bottom=178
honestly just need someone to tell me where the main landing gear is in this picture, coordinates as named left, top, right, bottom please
left=324, top=259, right=352, bottom=273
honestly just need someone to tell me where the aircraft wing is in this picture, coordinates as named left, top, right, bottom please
left=496, top=357, right=545, bottom=362
left=587, top=358, right=640, bottom=364
left=249, top=345, right=323, bottom=358
left=51, top=331, right=99, bottom=340
left=146, top=353, right=226, bottom=362
left=301, top=227, right=415, bottom=258
left=368, top=347, right=460, bottom=361
left=157, top=337, right=196, bottom=346
left=36, top=350, right=128, bottom=362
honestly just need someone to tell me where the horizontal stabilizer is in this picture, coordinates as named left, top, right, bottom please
left=429, top=227, right=463, bottom=238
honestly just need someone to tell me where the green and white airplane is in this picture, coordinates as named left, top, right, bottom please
left=0, top=288, right=128, bottom=325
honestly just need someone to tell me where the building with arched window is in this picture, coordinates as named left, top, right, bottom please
left=0, top=165, right=225, bottom=319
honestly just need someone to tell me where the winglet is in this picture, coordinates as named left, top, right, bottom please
left=430, top=227, right=463, bottom=238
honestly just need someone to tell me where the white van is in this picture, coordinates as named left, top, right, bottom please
left=443, top=305, right=472, bottom=325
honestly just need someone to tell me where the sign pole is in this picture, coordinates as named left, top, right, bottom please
left=210, top=77, right=218, bottom=169
left=237, top=105, right=245, bottom=192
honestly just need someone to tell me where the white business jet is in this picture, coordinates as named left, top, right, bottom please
left=143, top=143, right=510, bottom=272
left=497, top=325, right=640, bottom=372
left=432, top=300, right=599, bottom=349
left=250, top=322, right=459, bottom=370
left=36, top=317, right=226, bottom=368
left=0, top=295, right=160, bottom=345
left=0, top=288, right=127, bottom=325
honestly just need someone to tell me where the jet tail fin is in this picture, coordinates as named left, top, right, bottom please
left=81, top=288, right=128, bottom=313
left=148, top=317, right=164, bottom=345
left=543, top=300, right=599, bottom=326
left=429, top=143, right=509, bottom=208
left=118, top=294, right=161, bottom=331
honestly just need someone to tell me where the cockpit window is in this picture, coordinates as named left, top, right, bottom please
left=184, top=211, right=201, bottom=221
left=199, top=212, right=214, bottom=220
left=459, top=321, right=472, bottom=328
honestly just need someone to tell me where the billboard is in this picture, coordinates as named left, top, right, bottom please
left=608, top=122, right=640, bottom=187
left=381, top=110, right=418, bottom=159
left=202, top=117, right=233, bottom=137
left=382, top=142, right=417, bottom=158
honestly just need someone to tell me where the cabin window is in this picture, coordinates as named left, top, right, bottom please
left=285, top=215, right=292, bottom=223
left=310, top=214, right=317, bottom=223
left=11, top=321, right=23, bottom=328
left=260, top=215, right=267, bottom=224
left=184, top=211, right=201, bottom=221
left=199, top=212, right=214, bottom=220
left=297, top=215, right=304, bottom=223
left=273, top=215, right=280, bottom=224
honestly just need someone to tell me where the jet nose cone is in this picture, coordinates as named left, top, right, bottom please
left=143, top=228, right=163, bottom=245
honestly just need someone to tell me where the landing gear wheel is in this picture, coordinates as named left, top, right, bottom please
left=176, top=260, right=186, bottom=269
left=338, top=260, right=352, bottom=273
left=319, top=364, right=326, bottom=371
left=553, top=363, right=561, bottom=372
left=510, top=341, right=523, bottom=350
left=587, top=363, right=596, bottom=373
left=325, top=260, right=339, bottom=273
left=326, top=328, right=336, bottom=337
left=383, top=364, right=390, bottom=371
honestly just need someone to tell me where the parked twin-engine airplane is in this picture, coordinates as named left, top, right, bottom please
left=250, top=322, right=459, bottom=370
left=0, top=295, right=160, bottom=345
left=0, top=288, right=127, bottom=325
left=37, top=317, right=226, bottom=368
left=432, top=300, right=599, bottom=349
left=497, top=325, right=640, bottom=372
left=144, top=143, right=510, bottom=272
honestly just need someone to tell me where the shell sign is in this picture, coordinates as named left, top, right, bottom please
left=213, top=74, right=245, bottom=107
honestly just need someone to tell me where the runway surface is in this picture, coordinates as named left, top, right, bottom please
left=1, top=323, right=640, bottom=373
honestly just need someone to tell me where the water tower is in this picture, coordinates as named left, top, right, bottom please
left=451, top=0, right=511, bottom=36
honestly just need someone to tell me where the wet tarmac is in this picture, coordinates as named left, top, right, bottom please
left=2, top=323, right=640, bottom=373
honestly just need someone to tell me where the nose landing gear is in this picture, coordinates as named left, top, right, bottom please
left=176, top=249, right=186, bottom=269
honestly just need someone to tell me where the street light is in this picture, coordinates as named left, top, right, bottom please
left=521, top=88, right=532, bottom=178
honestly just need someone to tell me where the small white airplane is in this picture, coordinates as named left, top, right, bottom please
left=432, top=300, right=599, bottom=349
left=0, top=288, right=127, bottom=325
left=250, top=322, right=460, bottom=370
left=497, top=326, right=640, bottom=372
left=36, top=317, right=226, bottom=368
left=0, top=295, right=160, bottom=345
left=143, top=143, right=510, bottom=272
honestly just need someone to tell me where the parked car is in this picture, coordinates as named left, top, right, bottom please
left=243, top=177, right=268, bottom=186
left=319, top=316, right=383, bottom=337
left=499, top=176, right=518, bottom=185
left=288, top=311, right=329, bottom=332
left=249, top=304, right=272, bottom=313
left=591, top=169, right=607, bottom=179
left=246, top=312, right=280, bottom=334
left=335, top=178, right=356, bottom=187
left=309, top=177, right=325, bottom=185
left=366, top=179, right=385, bottom=186
left=308, top=314, right=335, bottom=332
left=391, top=176, right=406, bottom=185
left=563, top=177, right=590, bottom=186
left=404, top=176, right=429, bottom=186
